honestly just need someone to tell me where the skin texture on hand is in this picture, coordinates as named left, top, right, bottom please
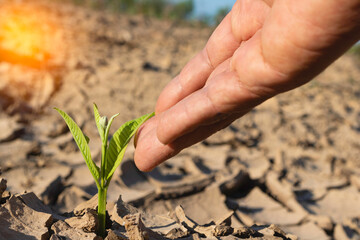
left=134, top=0, right=360, bottom=172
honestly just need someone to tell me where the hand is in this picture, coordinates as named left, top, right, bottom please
left=134, top=0, right=360, bottom=171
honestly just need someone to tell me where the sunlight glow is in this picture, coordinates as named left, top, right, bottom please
left=0, top=4, right=60, bottom=67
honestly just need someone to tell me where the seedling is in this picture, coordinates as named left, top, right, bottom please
left=55, top=104, right=153, bottom=237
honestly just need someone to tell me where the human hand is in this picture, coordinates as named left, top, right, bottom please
left=134, top=0, right=360, bottom=171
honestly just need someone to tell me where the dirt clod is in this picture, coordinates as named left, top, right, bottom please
left=0, top=195, right=52, bottom=240
left=65, top=209, right=99, bottom=232
left=51, top=220, right=101, bottom=240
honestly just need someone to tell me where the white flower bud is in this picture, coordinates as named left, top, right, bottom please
left=99, top=116, right=108, bottom=131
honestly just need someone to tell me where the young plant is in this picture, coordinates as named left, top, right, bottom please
left=55, top=104, right=153, bottom=237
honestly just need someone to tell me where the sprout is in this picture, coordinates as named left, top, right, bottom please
left=55, top=104, right=153, bottom=237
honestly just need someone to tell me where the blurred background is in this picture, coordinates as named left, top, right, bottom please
left=58, top=0, right=237, bottom=25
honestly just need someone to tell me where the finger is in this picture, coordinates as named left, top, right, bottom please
left=156, top=57, right=272, bottom=145
left=134, top=116, right=178, bottom=172
left=230, top=0, right=271, bottom=42
left=155, top=48, right=214, bottom=114
left=156, top=0, right=271, bottom=114
left=155, top=13, right=237, bottom=114
left=134, top=112, right=242, bottom=172
left=133, top=116, right=177, bottom=172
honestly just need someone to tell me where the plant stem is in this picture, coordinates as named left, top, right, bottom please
left=97, top=187, right=107, bottom=237
left=101, top=143, right=106, bottom=185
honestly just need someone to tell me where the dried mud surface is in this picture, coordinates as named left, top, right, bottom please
left=1, top=1, right=360, bottom=239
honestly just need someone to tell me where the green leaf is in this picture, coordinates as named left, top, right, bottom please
left=105, top=112, right=154, bottom=182
left=104, top=113, right=120, bottom=143
left=54, top=108, right=100, bottom=185
left=93, top=103, right=105, bottom=142
left=102, top=113, right=119, bottom=179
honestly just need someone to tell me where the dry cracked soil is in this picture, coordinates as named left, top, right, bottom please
left=0, top=0, right=360, bottom=239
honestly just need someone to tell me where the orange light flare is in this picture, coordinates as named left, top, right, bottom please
left=0, top=4, right=63, bottom=68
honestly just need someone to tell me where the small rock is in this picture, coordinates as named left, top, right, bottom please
left=74, top=194, right=98, bottom=216
left=111, top=195, right=139, bottom=225
left=165, top=228, right=189, bottom=239
left=233, top=227, right=257, bottom=238
left=212, top=225, right=233, bottom=237
left=251, top=224, right=290, bottom=239
left=51, top=220, right=101, bottom=240
left=50, top=235, right=66, bottom=240
left=170, top=206, right=214, bottom=238
left=256, top=226, right=277, bottom=237
left=268, top=224, right=288, bottom=237
left=140, top=208, right=189, bottom=237
left=18, top=192, right=66, bottom=221
left=123, top=213, right=166, bottom=240
left=65, top=209, right=99, bottom=232
left=169, top=206, right=216, bottom=238
left=0, top=196, right=53, bottom=240
left=18, top=192, right=52, bottom=213
left=215, top=211, right=234, bottom=226
left=105, top=229, right=127, bottom=240
left=286, top=233, right=299, bottom=240
left=235, top=210, right=255, bottom=227
left=190, top=233, right=202, bottom=240
left=171, top=205, right=196, bottom=229
left=193, top=225, right=215, bottom=238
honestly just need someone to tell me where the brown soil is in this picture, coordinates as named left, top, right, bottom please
left=0, top=1, right=360, bottom=239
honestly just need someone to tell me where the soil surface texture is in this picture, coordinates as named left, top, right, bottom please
left=0, top=1, right=360, bottom=239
